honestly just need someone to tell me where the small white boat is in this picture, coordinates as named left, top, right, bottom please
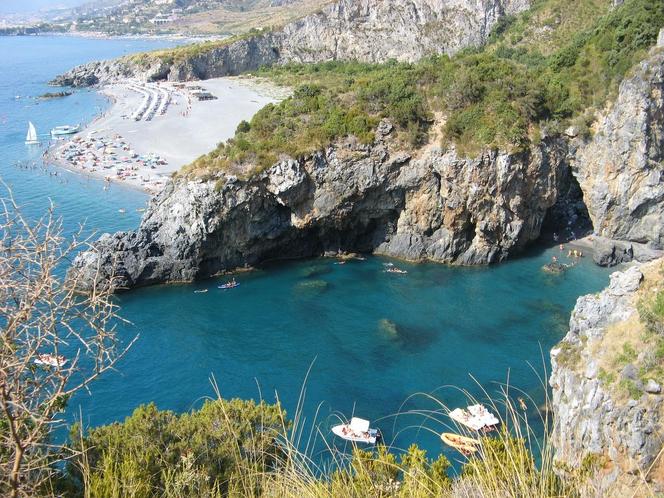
left=34, top=354, right=67, bottom=367
left=25, top=121, right=40, bottom=145
left=51, top=124, right=80, bottom=137
left=332, top=417, right=380, bottom=444
left=449, top=404, right=500, bottom=432
left=386, top=267, right=408, bottom=274
left=219, top=280, right=239, bottom=290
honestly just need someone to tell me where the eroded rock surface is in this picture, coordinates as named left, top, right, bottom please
left=52, top=0, right=530, bottom=86
left=550, top=263, right=664, bottom=490
left=573, top=48, right=664, bottom=264
left=71, top=124, right=568, bottom=291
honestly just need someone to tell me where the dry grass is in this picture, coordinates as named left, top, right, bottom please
left=592, top=316, right=644, bottom=374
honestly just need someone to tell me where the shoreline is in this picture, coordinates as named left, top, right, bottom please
left=3, top=31, right=223, bottom=43
left=46, top=76, right=288, bottom=194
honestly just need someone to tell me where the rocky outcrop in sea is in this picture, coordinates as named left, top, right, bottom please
left=71, top=121, right=571, bottom=291
left=550, top=262, right=664, bottom=491
left=52, top=0, right=531, bottom=86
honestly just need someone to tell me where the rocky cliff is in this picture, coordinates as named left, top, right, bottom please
left=69, top=38, right=664, bottom=291
left=572, top=42, right=664, bottom=267
left=550, top=261, right=664, bottom=491
left=52, top=0, right=530, bottom=86
left=71, top=121, right=570, bottom=291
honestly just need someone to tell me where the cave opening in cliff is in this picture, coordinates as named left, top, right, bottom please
left=540, top=167, right=593, bottom=243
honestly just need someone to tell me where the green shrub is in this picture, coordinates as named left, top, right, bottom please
left=613, top=342, right=638, bottom=368
left=555, top=341, right=581, bottom=368
left=618, top=379, right=643, bottom=400
left=598, top=367, right=617, bottom=386
left=639, top=287, right=664, bottom=335
left=65, top=399, right=289, bottom=496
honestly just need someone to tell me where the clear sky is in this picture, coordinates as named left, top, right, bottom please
left=0, top=0, right=89, bottom=14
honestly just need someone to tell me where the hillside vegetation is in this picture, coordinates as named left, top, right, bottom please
left=173, top=0, right=334, bottom=36
left=58, top=395, right=629, bottom=497
left=31, top=0, right=333, bottom=37
left=181, top=0, right=664, bottom=178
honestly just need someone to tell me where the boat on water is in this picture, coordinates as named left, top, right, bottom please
left=25, top=121, right=39, bottom=145
left=332, top=417, right=380, bottom=444
left=34, top=354, right=67, bottom=367
left=50, top=124, right=80, bottom=137
left=440, top=433, right=480, bottom=455
left=386, top=267, right=408, bottom=274
left=194, top=289, right=208, bottom=294
left=449, top=404, right=500, bottom=432
left=219, top=279, right=239, bottom=290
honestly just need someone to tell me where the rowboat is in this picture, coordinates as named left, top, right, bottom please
left=440, top=433, right=480, bottom=455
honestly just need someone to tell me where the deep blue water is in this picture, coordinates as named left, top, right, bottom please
left=1, top=35, right=611, bottom=464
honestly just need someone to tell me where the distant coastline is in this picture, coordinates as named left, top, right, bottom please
left=0, top=29, right=222, bottom=44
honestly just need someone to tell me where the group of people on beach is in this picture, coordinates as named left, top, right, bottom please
left=180, top=95, right=193, bottom=118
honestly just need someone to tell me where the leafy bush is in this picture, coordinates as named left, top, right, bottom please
left=65, top=399, right=289, bottom=497
left=639, top=287, right=664, bottom=335
left=612, top=342, right=638, bottom=368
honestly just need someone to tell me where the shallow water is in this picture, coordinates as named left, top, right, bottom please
left=1, top=35, right=611, bottom=463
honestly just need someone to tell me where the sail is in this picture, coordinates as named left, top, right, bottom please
left=25, top=121, right=38, bottom=144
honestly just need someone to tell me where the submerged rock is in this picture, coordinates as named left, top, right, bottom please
left=294, top=279, right=329, bottom=295
left=378, top=318, right=399, bottom=339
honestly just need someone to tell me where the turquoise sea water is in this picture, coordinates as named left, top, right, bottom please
left=1, top=35, right=611, bottom=463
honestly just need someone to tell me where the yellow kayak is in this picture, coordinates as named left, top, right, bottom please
left=440, top=433, right=480, bottom=455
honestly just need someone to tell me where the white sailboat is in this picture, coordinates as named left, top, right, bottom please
left=25, top=121, right=39, bottom=145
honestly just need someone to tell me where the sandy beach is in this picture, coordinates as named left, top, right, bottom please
left=49, top=77, right=289, bottom=193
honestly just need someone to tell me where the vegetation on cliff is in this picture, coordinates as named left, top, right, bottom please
left=62, top=399, right=289, bottom=496
left=57, top=393, right=615, bottom=498
left=561, top=261, right=664, bottom=401
left=131, top=28, right=268, bottom=67
left=183, top=0, right=664, bottom=177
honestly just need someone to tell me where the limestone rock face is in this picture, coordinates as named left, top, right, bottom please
left=573, top=50, right=664, bottom=257
left=278, top=0, right=531, bottom=64
left=70, top=126, right=567, bottom=292
left=550, top=264, right=664, bottom=487
left=52, top=0, right=531, bottom=86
